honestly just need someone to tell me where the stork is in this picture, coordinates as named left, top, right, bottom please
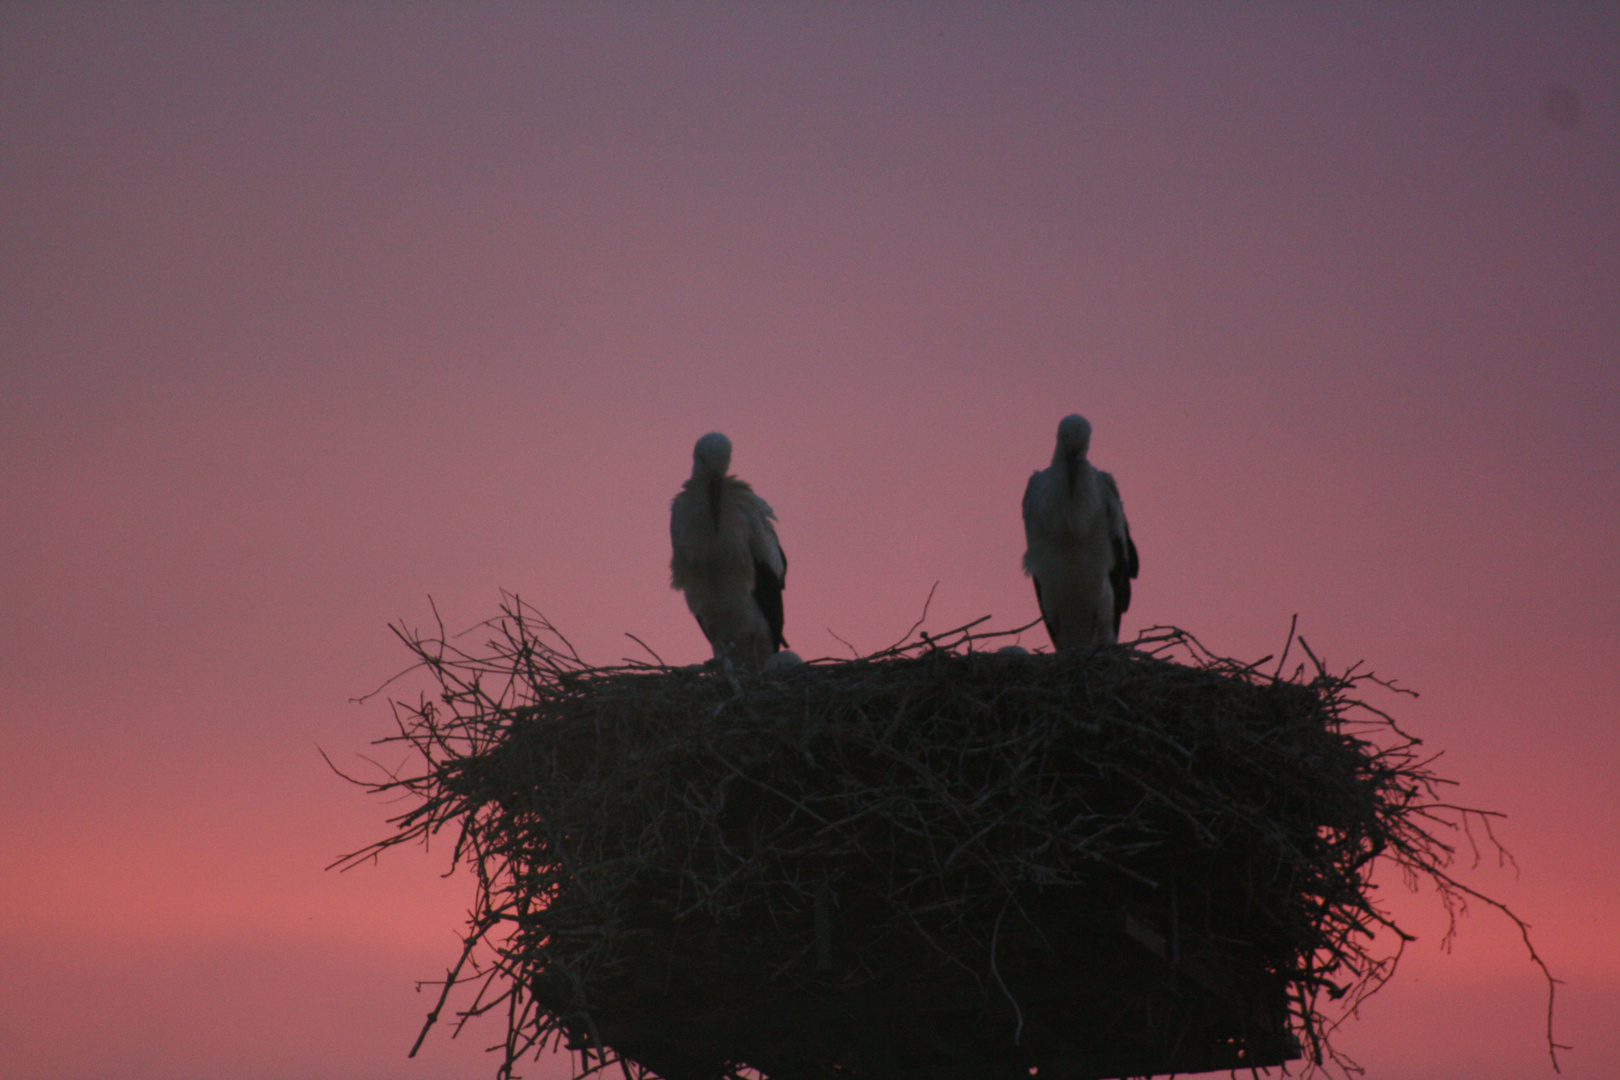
left=670, top=432, right=788, bottom=671
left=1021, top=414, right=1139, bottom=650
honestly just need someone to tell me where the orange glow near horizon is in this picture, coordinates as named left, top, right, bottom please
left=2, top=4, right=1616, bottom=1078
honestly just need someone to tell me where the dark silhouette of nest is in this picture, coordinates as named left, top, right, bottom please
left=336, top=595, right=1559, bottom=1080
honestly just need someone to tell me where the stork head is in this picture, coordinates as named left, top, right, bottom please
left=693, top=431, right=733, bottom=478
left=1055, top=414, right=1091, bottom=476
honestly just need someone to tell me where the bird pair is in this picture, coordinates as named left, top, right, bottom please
left=669, top=415, right=1138, bottom=671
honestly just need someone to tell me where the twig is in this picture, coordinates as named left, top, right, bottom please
left=336, top=603, right=1556, bottom=1080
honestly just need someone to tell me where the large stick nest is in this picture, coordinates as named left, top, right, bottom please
left=338, top=596, right=1556, bottom=1080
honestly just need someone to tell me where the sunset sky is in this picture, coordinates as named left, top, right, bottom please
left=2, top=4, right=1616, bottom=1078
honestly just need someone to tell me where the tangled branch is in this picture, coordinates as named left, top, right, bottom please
left=334, top=594, right=1558, bottom=1080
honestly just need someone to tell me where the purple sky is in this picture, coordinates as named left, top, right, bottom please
left=2, top=4, right=1616, bottom=1078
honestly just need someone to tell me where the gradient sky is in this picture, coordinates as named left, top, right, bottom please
left=2, top=4, right=1616, bottom=1079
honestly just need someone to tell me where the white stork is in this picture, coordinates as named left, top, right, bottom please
left=1021, top=414, right=1139, bottom=650
left=670, top=432, right=788, bottom=671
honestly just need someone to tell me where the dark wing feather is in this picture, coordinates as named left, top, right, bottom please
left=1023, top=473, right=1061, bottom=647
left=695, top=613, right=717, bottom=649
left=753, top=548, right=787, bottom=651
left=1101, top=472, right=1138, bottom=637
left=1032, top=576, right=1060, bottom=650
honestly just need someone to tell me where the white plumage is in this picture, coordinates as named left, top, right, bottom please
left=1022, top=414, right=1139, bottom=650
left=670, top=432, right=788, bottom=671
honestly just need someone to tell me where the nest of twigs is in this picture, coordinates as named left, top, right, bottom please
left=337, top=596, right=1558, bottom=1080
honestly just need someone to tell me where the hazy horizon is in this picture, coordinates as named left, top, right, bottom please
left=2, top=4, right=1616, bottom=1078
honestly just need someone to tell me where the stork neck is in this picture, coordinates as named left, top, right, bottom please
left=707, top=475, right=724, bottom=528
left=1062, top=448, right=1083, bottom=489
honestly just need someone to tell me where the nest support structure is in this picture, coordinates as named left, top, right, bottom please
left=338, top=597, right=1558, bottom=1080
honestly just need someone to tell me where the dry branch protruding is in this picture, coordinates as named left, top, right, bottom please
left=336, top=595, right=1556, bottom=1080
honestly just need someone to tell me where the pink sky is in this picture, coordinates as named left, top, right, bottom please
left=2, top=4, right=1616, bottom=1078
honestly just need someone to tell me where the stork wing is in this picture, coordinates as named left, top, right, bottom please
left=1021, top=470, right=1063, bottom=644
left=1099, top=470, right=1138, bottom=635
left=667, top=485, right=697, bottom=589
left=748, top=496, right=788, bottom=650
left=1020, top=470, right=1040, bottom=539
